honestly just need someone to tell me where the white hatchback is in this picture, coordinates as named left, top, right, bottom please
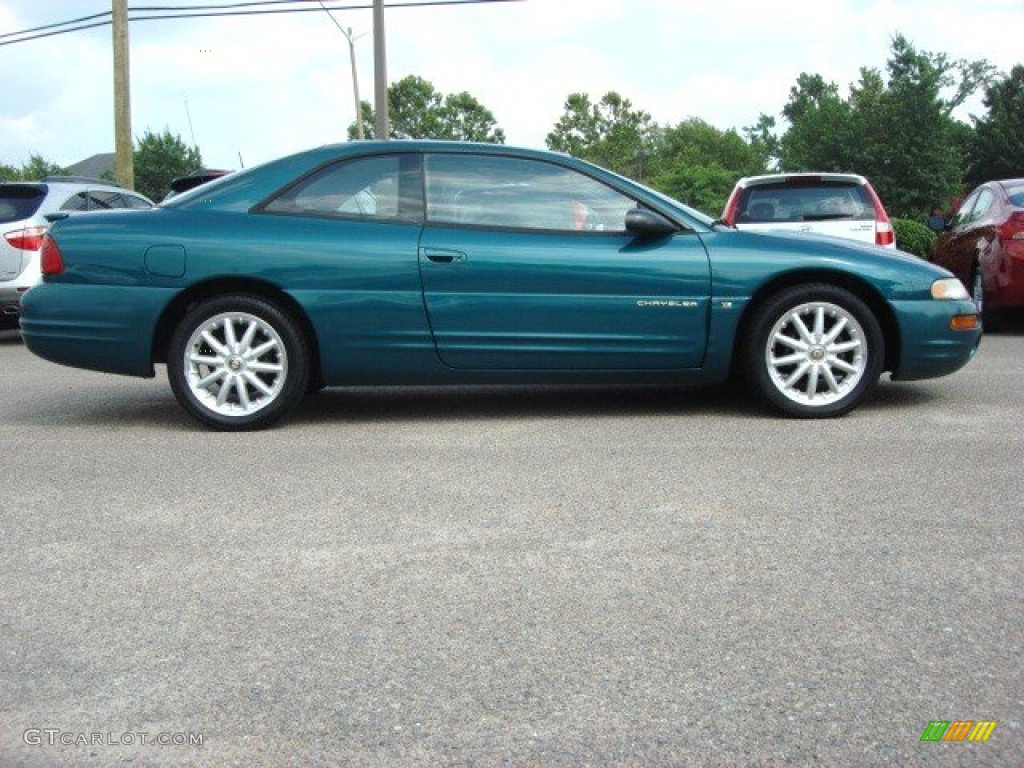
left=721, top=172, right=896, bottom=248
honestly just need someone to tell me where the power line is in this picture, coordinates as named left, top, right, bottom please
left=0, top=0, right=523, bottom=47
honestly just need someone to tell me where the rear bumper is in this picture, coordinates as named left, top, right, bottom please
left=890, top=299, right=982, bottom=381
left=20, top=283, right=171, bottom=377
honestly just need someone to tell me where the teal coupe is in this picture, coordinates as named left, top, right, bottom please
left=21, top=141, right=981, bottom=430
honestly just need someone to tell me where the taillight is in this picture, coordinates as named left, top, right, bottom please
left=40, top=233, right=65, bottom=276
left=875, top=220, right=895, bottom=246
left=998, top=211, right=1024, bottom=242
left=863, top=183, right=895, bottom=246
left=4, top=225, right=47, bottom=251
left=721, top=188, right=742, bottom=226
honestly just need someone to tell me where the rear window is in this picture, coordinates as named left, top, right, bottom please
left=737, top=180, right=873, bottom=223
left=0, top=185, right=46, bottom=224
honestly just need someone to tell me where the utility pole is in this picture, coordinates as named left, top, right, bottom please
left=342, top=28, right=364, bottom=140
left=372, top=0, right=389, bottom=139
left=112, top=0, right=133, bottom=187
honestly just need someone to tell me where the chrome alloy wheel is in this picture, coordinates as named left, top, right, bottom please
left=183, top=311, right=288, bottom=417
left=764, top=301, right=868, bottom=407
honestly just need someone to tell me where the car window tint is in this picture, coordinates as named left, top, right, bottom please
left=263, top=154, right=420, bottom=222
left=951, top=189, right=981, bottom=228
left=969, top=189, right=995, bottom=222
left=0, top=187, right=46, bottom=223
left=60, top=192, right=90, bottom=211
left=739, top=181, right=872, bottom=223
left=88, top=190, right=123, bottom=209
left=123, top=193, right=153, bottom=209
left=425, top=154, right=635, bottom=233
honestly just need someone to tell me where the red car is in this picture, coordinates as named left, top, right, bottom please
left=930, top=179, right=1024, bottom=320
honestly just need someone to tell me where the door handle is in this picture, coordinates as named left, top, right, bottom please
left=421, top=248, right=467, bottom=264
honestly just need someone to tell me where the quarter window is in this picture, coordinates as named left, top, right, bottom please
left=263, top=154, right=421, bottom=222
left=424, top=154, right=636, bottom=233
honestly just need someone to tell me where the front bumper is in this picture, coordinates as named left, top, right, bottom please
left=890, top=298, right=982, bottom=381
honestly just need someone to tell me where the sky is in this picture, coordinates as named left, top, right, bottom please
left=1, top=0, right=1022, bottom=173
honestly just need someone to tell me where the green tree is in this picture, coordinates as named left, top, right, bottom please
left=546, top=91, right=659, bottom=178
left=649, top=118, right=770, bottom=211
left=744, top=113, right=780, bottom=170
left=0, top=154, right=68, bottom=181
left=133, top=129, right=202, bottom=201
left=967, top=64, right=1024, bottom=183
left=773, top=35, right=994, bottom=218
left=778, top=73, right=856, bottom=172
left=348, top=75, right=505, bottom=143
left=863, top=35, right=992, bottom=218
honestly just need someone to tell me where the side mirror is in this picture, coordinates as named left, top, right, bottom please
left=926, top=215, right=947, bottom=233
left=625, top=207, right=677, bottom=238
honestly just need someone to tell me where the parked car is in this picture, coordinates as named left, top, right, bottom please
left=21, top=142, right=979, bottom=430
left=162, top=169, right=231, bottom=201
left=1, top=177, right=154, bottom=328
left=928, top=178, right=1024, bottom=319
left=721, top=173, right=896, bottom=248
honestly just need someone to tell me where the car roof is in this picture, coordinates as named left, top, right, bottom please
left=0, top=179, right=143, bottom=193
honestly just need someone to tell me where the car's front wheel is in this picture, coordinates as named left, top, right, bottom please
left=168, top=295, right=310, bottom=430
left=971, top=268, right=985, bottom=316
left=745, top=284, right=884, bottom=418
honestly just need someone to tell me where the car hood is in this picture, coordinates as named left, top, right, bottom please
left=743, top=227, right=929, bottom=267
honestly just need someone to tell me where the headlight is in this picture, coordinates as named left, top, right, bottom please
left=931, top=278, right=969, bottom=300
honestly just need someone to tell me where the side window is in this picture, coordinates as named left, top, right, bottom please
left=424, top=154, right=636, bottom=233
left=263, top=154, right=421, bottom=222
left=123, top=193, right=154, bottom=209
left=60, top=192, right=90, bottom=212
left=88, top=190, right=123, bottom=209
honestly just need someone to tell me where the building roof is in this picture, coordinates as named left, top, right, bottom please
left=66, top=153, right=115, bottom=179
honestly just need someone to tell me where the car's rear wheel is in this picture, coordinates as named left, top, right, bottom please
left=746, top=284, right=884, bottom=418
left=168, top=295, right=309, bottom=430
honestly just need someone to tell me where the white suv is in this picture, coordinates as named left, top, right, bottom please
left=1, top=177, right=154, bottom=328
left=721, top=173, right=896, bottom=248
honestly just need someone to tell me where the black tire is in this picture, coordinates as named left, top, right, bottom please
left=745, top=284, right=884, bottom=418
left=971, top=267, right=985, bottom=315
left=971, top=267, right=999, bottom=332
left=167, top=295, right=310, bottom=430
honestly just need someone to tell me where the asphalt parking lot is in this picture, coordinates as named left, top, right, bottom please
left=1, top=326, right=1021, bottom=767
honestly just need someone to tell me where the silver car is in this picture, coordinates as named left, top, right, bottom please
left=1, top=177, right=154, bottom=328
